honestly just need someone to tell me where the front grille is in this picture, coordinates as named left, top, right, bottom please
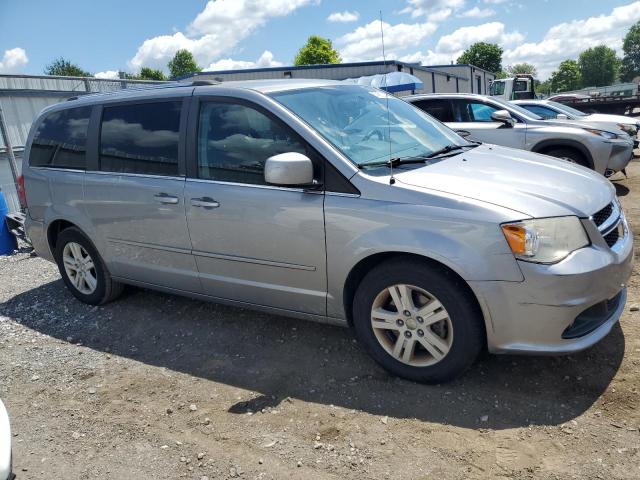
left=604, top=228, right=620, bottom=247
left=592, top=203, right=613, bottom=227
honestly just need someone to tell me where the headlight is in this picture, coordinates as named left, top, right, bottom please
left=584, top=128, right=618, bottom=140
left=501, top=216, right=589, bottom=264
left=617, top=123, right=636, bottom=135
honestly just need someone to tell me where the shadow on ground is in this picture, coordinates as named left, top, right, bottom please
left=1, top=279, right=624, bottom=431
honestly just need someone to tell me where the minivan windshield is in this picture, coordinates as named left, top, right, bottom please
left=270, top=85, right=469, bottom=167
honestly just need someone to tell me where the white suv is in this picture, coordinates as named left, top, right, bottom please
left=405, top=93, right=633, bottom=176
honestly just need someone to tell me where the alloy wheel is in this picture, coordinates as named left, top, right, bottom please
left=62, top=242, right=98, bottom=295
left=370, top=284, right=453, bottom=367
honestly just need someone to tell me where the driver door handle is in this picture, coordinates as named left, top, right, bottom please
left=154, top=193, right=179, bottom=204
left=191, top=197, right=220, bottom=209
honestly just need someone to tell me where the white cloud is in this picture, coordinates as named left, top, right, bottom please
left=206, top=50, right=283, bottom=71
left=458, top=6, right=495, bottom=18
left=327, top=11, right=359, bottom=23
left=400, top=0, right=465, bottom=22
left=337, top=20, right=438, bottom=62
left=483, top=0, right=507, bottom=4
left=436, top=22, right=523, bottom=53
left=400, top=21, right=522, bottom=66
left=504, top=1, right=640, bottom=79
left=0, top=48, right=28, bottom=73
left=129, top=0, right=316, bottom=72
left=94, top=70, right=120, bottom=79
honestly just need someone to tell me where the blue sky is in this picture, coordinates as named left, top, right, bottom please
left=1, top=0, right=639, bottom=80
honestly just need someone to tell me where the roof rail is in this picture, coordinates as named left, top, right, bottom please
left=191, top=80, right=220, bottom=86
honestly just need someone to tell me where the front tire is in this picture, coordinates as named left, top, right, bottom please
left=544, top=148, right=590, bottom=169
left=54, top=227, right=123, bottom=305
left=352, top=259, right=484, bottom=383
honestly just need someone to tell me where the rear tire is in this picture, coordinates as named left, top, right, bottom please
left=54, top=227, right=123, bottom=305
left=352, top=258, right=484, bottom=383
left=543, top=147, right=590, bottom=169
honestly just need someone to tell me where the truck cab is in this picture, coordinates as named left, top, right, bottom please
left=489, top=74, right=536, bottom=100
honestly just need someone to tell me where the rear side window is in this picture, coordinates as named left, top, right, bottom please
left=197, top=101, right=307, bottom=185
left=30, top=106, right=91, bottom=169
left=100, top=101, right=181, bottom=176
left=412, top=99, right=454, bottom=123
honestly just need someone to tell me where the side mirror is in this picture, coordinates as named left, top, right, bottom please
left=264, top=152, right=315, bottom=186
left=556, top=113, right=568, bottom=120
left=491, top=109, right=515, bottom=128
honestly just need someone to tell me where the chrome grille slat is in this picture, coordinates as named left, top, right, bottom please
left=591, top=200, right=624, bottom=250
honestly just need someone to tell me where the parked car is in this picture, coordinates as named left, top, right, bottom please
left=0, top=399, right=13, bottom=480
left=513, top=99, right=640, bottom=148
left=548, top=93, right=591, bottom=102
left=21, top=80, right=633, bottom=383
left=405, top=93, right=633, bottom=176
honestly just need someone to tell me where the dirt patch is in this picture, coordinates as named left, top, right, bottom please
left=1, top=164, right=640, bottom=479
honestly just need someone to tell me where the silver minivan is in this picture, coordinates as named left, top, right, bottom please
left=22, top=80, right=633, bottom=383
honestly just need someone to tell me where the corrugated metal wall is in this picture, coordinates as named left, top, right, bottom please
left=0, top=149, right=22, bottom=212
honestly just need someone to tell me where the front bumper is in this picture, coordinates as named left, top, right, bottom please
left=470, top=214, right=634, bottom=354
left=606, top=139, right=634, bottom=172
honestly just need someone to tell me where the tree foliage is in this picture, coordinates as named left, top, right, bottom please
left=45, top=57, right=90, bottom=77
left=621, top=20, right=640, bottom=82
left=294, top=35, right=341, bottom=66
left=457, top=42, right=503, bottom=74
left=168, top=50, right=200, bottom=78
left=139, top=67, right=167, bottom=81
left=506, top=62, right=537, bottom=77
left=548, top=60, right=582, bottom=93
left=578, top=45, right=620, bottom=87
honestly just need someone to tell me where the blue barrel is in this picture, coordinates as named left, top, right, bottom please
left=0, top=190, right=17, bottom=255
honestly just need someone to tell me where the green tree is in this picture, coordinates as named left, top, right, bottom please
left=294, top=35, right=341, bottom=66
left=457, top=42, right=503, bottom=74
left=168, top=50, right=200, bottom=78
left=45, top=57, right=90, bottom=77
left=506, top=62, right=537, bottom=77
left=578, top=45, right=620, bottom=87
left=548, top=60, right=582, bottom=93
left=139, top=67, right=167, bottom=81
left=620, top=21, right=640, bottom=82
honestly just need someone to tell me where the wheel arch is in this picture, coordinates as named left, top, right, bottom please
left=531, top=139, right=594, bottom=169
left=342, top=252, right=488, bottom=340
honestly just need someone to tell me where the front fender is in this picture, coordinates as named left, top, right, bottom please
left=324, top=196, right=523, bottom=319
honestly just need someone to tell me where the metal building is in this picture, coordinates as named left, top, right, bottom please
left=0, top=74, right=167, bottom=212
left=181, top=60, right=495, bottom=96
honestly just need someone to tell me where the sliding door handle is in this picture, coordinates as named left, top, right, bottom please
left=154, top=193, right=179, bottom=204
left=191, top=197, right=220, bottom=209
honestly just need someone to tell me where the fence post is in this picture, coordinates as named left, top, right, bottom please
left=0, top=101, right=20, bottom=192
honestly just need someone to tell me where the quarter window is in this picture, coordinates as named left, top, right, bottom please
left=30, top=106, right=91, bottom=169
left=197, top=101, right=307, bottom=185
left=99, top=101, right=181, bottom=176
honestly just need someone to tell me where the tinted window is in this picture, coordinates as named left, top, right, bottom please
left=412, top=99, right=454, bottom=123
left=452, top=100, right=499, bottom=122
left=197, top=101, right=307, bottom=185
left=100, top=101, right=181, bottom=176
left=521, top=104, right=557, bottom=119
left=30, top=107, right=91, bottom=169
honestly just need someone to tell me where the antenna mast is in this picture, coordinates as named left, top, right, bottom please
left=379, top=11, right=395, bottom=185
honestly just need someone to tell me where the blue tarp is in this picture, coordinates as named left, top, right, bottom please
left=342, top=71, right=424, bottom=93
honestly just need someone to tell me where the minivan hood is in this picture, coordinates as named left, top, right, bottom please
left=394, top=144, right=614, bottom=218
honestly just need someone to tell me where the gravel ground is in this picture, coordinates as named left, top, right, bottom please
left=1, top=164, right=640, bottom=479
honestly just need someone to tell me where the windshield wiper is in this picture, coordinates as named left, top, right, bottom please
left=360, top=144, right=476, bottom=169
